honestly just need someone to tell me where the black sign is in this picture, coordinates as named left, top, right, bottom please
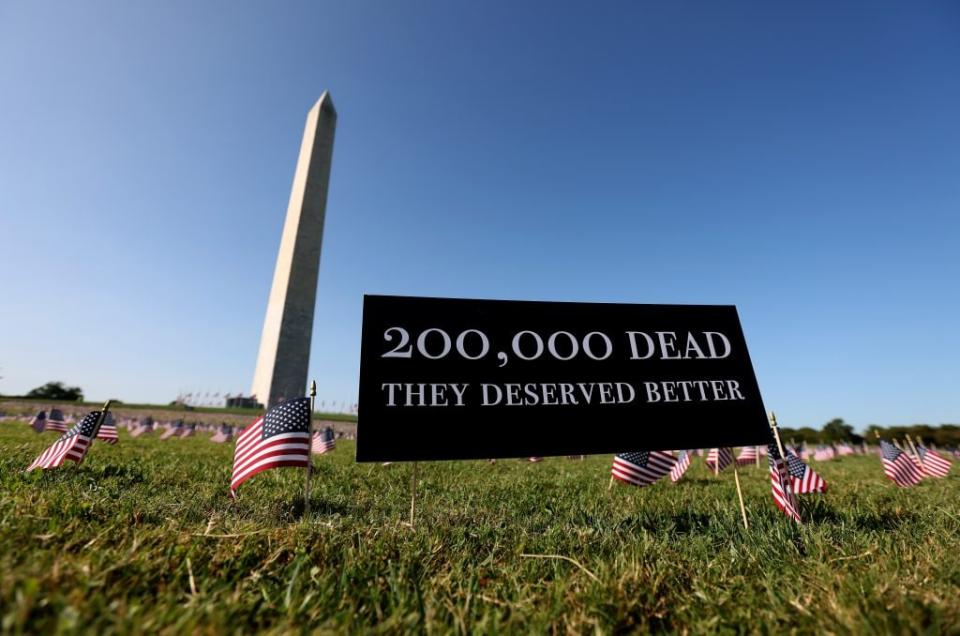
left=357, top=295, right=770, bottom=462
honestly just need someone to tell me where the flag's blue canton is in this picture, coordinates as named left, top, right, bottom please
left=322, top=427, right=335, bottom=442
left=617, top=451, right=652, bottom=466
left=880, top=440, right=902, bottom=461
left=767, top=443, right=781, bottom=462
left=785, top=452, right=808, bottom=479
left=49, top=409, right=64, bottom=420
left=263, top=397, right=311, bottom=440
left=916, top=445, right=928, bottom=460
left=60, top=411, right=101, bottom=442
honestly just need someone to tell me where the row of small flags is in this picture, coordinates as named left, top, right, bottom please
left=17, top=403, right=956, bottom=525
left=27, top=408, right=341, bottom=449
left=611, top=433, right=955, bottom=524
left=29, top=408, right=118, bottom=443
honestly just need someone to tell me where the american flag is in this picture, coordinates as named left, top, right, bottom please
left=160, top=420, right=182, bottom=440
left=210, top=424, right=233, bottom=443
left=767, top=444, right=801, bottom=523
left=47, top=409, right=68, bottom=433
left=735, top=446, right=758, bottom=466
left=97, top=412, right=119, bottom=444
left=311, top=426, right=336, bottom=454
left=26, top=411, right=103, bottom=471
left=29, top=410, right=47, bottom=433
left=178, top=422, right=196, bottom=438
left=916, top=444, right=952, bottom=478
left=813, top=445, right=835, bottom=462
left=611, top=450, right=676, bottom=487
left=880, top=440, right=924, bottom=487
left=230, top=398, right=311, bottom=498
left=528, top=457, right=543, bottom=463
left=784, top=449, right=827, bottom=494
left=670, top=450, right=692, bottom=482
left=836, top=443, right=855, bottom=456
left=705, top=448, right=733, bottom=472
left=130, top=417, right=153, bottom=437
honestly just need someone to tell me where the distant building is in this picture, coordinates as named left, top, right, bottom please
left=226, top=395, right=263, bottom=410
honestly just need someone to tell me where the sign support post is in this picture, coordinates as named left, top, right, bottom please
left=409, top=461, right=419, bottom=527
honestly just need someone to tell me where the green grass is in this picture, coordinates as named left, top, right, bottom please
left=1, top=423, right=958, bottom=634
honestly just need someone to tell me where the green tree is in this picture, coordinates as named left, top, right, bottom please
left=821, top=418, right=855, bottom=443
left=25, top=381, right=83, bottom=402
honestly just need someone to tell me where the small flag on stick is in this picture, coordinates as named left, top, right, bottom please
left=26, top=403, right=112, bottom=472
left=735, top=446, right=757, bottom=466
left=880, top=439, right=923, bottom=487
left=47, top=409, right=68, bottom=433
left=915, top=443, right=952, bottom=478
left=210, top=424, right=233, bottom=443
left=230, top=398, right=311, bottom=498
left=767, top=443, right=802, bottom=523
left=29, top=410, right=47, bottom=433
left=669, top=450, right=692, bottom=482
left=311, top=426, right=336, bottom=454
left=97, top=412, right=119, bottom=444
left=611, top=451, right=676, bottom=487
left=783, top=449, right=827, bottom=494
left=705, top=448, right=733, bottom=473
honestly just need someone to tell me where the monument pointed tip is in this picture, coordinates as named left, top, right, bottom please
left=313, top=91, right=336, bottom=117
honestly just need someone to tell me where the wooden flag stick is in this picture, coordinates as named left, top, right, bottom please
left=905, top=433, right=920, bottom=456
left=608, top=474, right=615, bottom=490
left=769, top=412, right=787, bottom=459
left=714, top=451, right=719, bottom=477
left=732, top=462, right=749, bottom=529
left=90, top=400, right=114, bottom=441
left=304, top=381, right=316, bottom=519
left=755, top=446, right=760, bottom=469
left=409, top=461, right=419, bottom=527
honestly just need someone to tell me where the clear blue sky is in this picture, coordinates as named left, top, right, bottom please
left=1, top=2, right=958, bottom=428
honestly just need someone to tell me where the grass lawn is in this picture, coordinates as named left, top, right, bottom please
left=1, top=422, right=958, bottom=633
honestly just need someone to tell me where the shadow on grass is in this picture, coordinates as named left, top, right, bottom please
left=617, top=511, right=716, bottom=535
left=681, top=478, right=727, bottom=487
left=282, top=497, right=353, bottom=520
left=850, top=511, right=920, bottom=532
left=797, top=499, right=920, bottom=531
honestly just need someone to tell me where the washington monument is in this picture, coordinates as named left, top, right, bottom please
left=251, top=93, right=337, bottom=408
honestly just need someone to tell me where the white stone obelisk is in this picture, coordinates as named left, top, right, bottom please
left=251, top=93, right=337, bottom=408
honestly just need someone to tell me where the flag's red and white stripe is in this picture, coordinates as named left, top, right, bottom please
left=705, top=447, right=733, bottom=472
left=230, top=417, right=310, bottom=497
left=769, top=455, right=801, bottom=523
left=918, top=447, right=952, bottom=478
left=26, top=434, right=92, bottom=471
left=611, top=451, right=676, bottom=486
left=735, top=446, right=758, bottom=466
left=311, top=432, right=336, bottom=454
left=670, top=450, right=691, bottom=482
left=791, top=467, right=826, bottom=494
left=880, top=441, right=924, bottom=487
left=97, top=424, right=119, bottom=444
